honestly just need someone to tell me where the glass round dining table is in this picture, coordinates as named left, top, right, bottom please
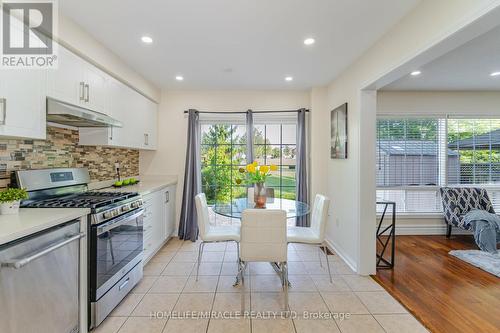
left=212, top=198, right=310, bottom=219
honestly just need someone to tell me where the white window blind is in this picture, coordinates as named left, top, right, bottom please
left=377, top=116, right=500, bottom=214
left=447, top=118, right=500, bottom=185
left=377, top=118, right=441, bottom=187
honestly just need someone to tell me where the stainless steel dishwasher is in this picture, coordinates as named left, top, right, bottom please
left=0, top=220, right=84, bottom=333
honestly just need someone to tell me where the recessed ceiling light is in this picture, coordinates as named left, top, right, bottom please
left=490, top=71, right=500, bottom=77
left=410, top=70, right=421, bottom=76
left=141, top=36, right=153, bottom=44
left=175, top=75, right=184, bottom=81
left=285, top=76, right=293, bottom=82
left=304, top=38, right=315, bottom=46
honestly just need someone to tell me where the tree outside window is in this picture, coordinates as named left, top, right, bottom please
left=200, top=122, right=297, bottom=225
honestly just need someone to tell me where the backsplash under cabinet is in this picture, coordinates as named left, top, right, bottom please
left=0, top=126, right=139, bottom=188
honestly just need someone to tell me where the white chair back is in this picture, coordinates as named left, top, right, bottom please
left=310, top=194, right=330, bottom=241
left=240, top=209, right=287, bottom=262
left=195, top=193, right=210, bottom=240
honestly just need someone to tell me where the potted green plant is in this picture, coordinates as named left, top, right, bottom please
left=0, top=188, right=28, bottom=215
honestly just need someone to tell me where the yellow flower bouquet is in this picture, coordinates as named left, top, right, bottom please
left=236, top=161, right=277, bottom=208
left=236, top=161, right=278, bottom=185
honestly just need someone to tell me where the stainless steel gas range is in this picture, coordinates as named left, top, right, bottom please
left=15, top=168, right=144, bottom=329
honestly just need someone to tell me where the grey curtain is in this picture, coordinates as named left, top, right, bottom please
left=178, top=109, right=202, bottom=241
left=296, top=108, right=309, bottom=227
left=246, top=110, right=254, bottom=164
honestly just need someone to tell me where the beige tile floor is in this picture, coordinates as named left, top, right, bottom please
left=94, top=237, right=428, bottom=333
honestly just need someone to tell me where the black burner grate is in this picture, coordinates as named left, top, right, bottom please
left=24, top=191, right=139, bottom=210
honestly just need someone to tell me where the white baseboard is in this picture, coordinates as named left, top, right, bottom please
left=324, top=238, right=358, bottom=273
left=394, top=224, right=472, bottom=236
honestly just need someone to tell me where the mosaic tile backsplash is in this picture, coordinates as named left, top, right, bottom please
left=0, top=126, right=139, bottom=189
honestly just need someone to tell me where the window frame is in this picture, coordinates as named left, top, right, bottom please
left=199, top=115, right=300, bottom=224
left=376, top=114, right=500, bottom=215
left=200, top=123, right=247, bottom=220
left=253, top=123, right=297, bottom=201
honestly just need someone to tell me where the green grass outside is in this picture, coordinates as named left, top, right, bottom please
left=266, top=175, right=296, bottom=187
left=266, top=175, right=296, bottom=199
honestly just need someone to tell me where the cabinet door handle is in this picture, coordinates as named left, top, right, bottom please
left=109, top=126, right=113, bottom=141
left=79, top=82, right=85, bottom=101
left=144, top=133, right=149, bottom=146
left=165, top=191, right=169, bottom=203
left=84, top=83, right=90, bottom=102
left=0, top=98, right=6, bottom=125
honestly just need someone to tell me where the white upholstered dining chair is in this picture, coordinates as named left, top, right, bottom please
left=238, top=209, right=288, bottom=312
left=194, top=193, right=240, bottom=281
left=287, top=194, right=332, bottom=282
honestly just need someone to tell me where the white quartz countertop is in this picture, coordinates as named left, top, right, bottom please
left=96, top=176, right=178, bottom=196
left=0, top=208, right=90, bottom=246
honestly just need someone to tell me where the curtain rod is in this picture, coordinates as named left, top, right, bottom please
left=183, top=109, right=309, bottom=114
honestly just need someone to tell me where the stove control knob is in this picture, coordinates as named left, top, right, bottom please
left=122, top=205, right=130, bottom=212
left=103, top=211, right=113, bottom=219
left=131, top=202, right=139, bottom=209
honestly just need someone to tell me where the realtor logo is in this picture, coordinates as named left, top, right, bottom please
left=1, top=0, right=58, bottom=68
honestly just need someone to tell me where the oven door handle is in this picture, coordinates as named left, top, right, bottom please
left=97, top=209, right=144, bottom=235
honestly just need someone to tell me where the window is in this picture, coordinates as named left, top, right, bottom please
left=253, top=124, right=297, bottom=200
left=200, top=114, right=298, bottom=225
left=201, top=123, right=247, bottom=225
left=447, top=118, right=500, bottom=185
left=377, top=118, right=440, bottom=187
left=376, top=116, right=500, bottom=213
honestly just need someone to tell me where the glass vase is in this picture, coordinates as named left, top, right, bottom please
left=254, top=182, right=267, bottom=208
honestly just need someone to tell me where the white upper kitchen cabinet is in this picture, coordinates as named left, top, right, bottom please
left=83, top=63, right=109, bottom=113
left=47, top=46, right=86, bottom=106
left=0, top=69, right=47, bottom=139
left=47, top=45, right=109, bottom=115
left=130, top=90, right=158, bottom=150
left=79, top=76, right=158, bottom=150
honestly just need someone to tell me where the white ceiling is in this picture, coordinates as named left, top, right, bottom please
left=383, top=24, right=500, bottom=91
left=59, top=0, right=419, bottom=90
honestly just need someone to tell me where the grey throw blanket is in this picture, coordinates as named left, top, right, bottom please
left=463, top=209, right=500, bottom=254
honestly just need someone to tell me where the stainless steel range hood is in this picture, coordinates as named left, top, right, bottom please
left=47, top=98, right=123, bottom=128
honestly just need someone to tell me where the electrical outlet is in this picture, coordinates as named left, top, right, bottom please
left=115, top=162, right=120, bottom=170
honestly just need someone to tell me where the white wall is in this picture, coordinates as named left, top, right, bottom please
left=378, top=90, right=500, bottom=116
left=140, top=90, right=311, bottom=226
left=377, top=90, right=500, bottom=233
left=57, top=15, right=160, bottom=102
left=310, top=0, right=500, bottom=274
left=309, top=87, right=330, bottom=198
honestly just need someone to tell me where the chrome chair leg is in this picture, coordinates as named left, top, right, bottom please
left=196, top=241, right=205, bottom=281
left=236, top=240, right=240, bottom=274
left=233, top=258, right=244, bottom=286
left=323, top=245, right=333, bottom=283
left=239, top=261, right=246, bottom=313
left=318, top=245, right=323, bottom=267
left=282, top=262, right=289, bottom=314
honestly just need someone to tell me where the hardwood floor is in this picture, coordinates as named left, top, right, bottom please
left=373, top=235, right=500, bottom=333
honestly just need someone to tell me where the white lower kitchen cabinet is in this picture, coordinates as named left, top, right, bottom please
left=0, top=69, right=47, bottom=139
left=142, top=185, right=176, bottom=263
